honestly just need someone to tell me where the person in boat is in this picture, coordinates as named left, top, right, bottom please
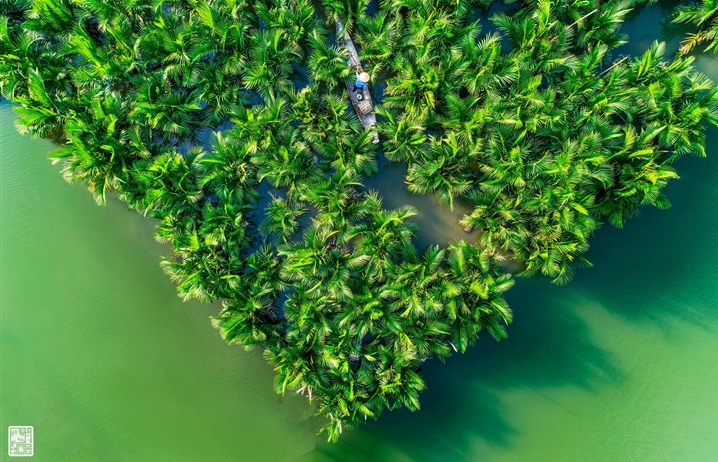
left=352, top=68, right=371, bottom=93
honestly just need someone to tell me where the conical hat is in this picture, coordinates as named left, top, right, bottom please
left=359, top=72, right=370, bottom=82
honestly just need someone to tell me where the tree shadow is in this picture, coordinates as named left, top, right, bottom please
left=304, top=276, right=622, bottom=462
left=302, top=6, right=718, bottom=462
left=570, top=126, right=718, bottom=331
left=618, top=0, right=685, bottom=57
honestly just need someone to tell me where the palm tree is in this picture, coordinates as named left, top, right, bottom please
left=243, top=28, right=299, bottom=99
left=375, top=107, right=427, bottom=162
left=129, top=71, right=205, bottom=144
left=260, top=194, right=307, bottom=244
left=231, top=95, right=292, bottom=152
left=278, top=225, right=368, bottom=301
left=47, top=89, right=137, bottom=205
left=322, top=0, right=370, bottom=33
left=306, top=29, right=351, bottom=89
left=298, top=170, right=368, bottom=234
left=256, top=0, right=316, bottom=51
left=10, top=66, right=72, bottom=138
left=293, top=87, right=360, bottom=146
left=199, top=201, right=253, bottom=251
left=212, top=245, right=285, bottom=348
left=384, top=245, right=446, bottom=319
left=136, top=3, right=206, bottom=88
left=674, top=0, right=718, bottom=54
left=314, top=128, right=378, bottom=177
left=22, top=0, right=76, bottom=35
left=445, top=241, right=514, bottom=348
left=355, top=11, right=400, bottom=78
left=199, top=131, right=260, bottom=205
left=348, top=191, right=418, bottom=283
left=405, top=133, right=473, bottom=210
left=254, top=126, right=323, bottom=195
left=133, top=147, right=204, bottom=217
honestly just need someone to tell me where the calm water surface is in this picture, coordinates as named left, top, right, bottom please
left=2, top=5, right=717, bottom=461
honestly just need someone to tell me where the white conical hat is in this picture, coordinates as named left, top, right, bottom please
left=359, top=72, right=370, bottom=82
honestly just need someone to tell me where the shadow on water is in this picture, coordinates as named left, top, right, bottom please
left=617, top=0, right=686, bottom=57
left=306, top=145, right=718, bottom=457
left=301, top=12, right=718, bottom=461
left=306, top=275, right=623, bottom=462
left=568, top=126, right=718, bottom=331
left=305, top=51, right=718, bottom=462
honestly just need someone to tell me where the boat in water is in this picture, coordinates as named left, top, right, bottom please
left=336, top=19, right=380, bottom=144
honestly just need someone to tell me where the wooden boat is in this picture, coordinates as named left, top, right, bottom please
left=335, top=19, right=380, bottom=144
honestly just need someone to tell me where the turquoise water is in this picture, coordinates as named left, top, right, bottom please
left=2, top=3, right=718, bottom=461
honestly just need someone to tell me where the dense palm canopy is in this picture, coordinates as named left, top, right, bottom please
left=2, top=0, right=716, bottom=441
left=361, top=0, right=718, bottom=284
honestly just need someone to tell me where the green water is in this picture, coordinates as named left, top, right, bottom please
left=2, top=5, right=718, bottom=461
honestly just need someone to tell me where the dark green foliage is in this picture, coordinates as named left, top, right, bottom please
left=1, top=0, right=715, bottom=441
left=362, top=0, right=718, bottom=284
left=674, top=0, right=718, bottom=54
